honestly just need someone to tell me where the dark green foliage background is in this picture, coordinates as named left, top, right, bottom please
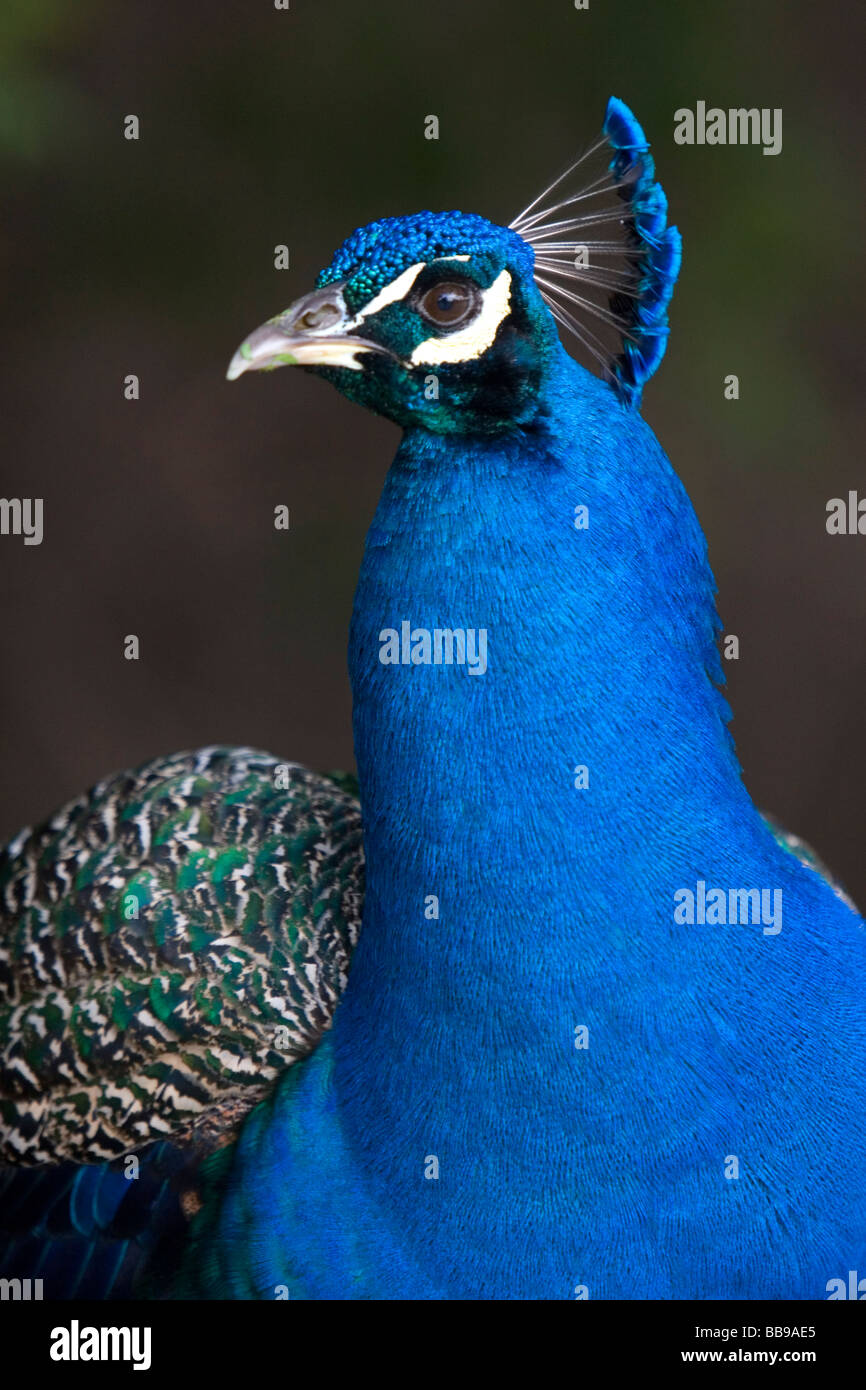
left=1, top=1, right=864, bottom=898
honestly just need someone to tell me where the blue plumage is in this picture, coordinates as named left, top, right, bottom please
left=318, top=210, right=535, bottom=306
left=2, top=98, right=864, bottom=1301
left=601, top=96, right=682, bottom=400
left=0, top=1143, right=194, bottom=1297
left=185, top=357, right=865, bottom=1298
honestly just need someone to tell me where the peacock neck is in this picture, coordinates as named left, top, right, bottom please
left=329, top=351, right=758, bottom=1189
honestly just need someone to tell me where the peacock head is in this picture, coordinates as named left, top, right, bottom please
left=227, top=98, right=682, bottom=433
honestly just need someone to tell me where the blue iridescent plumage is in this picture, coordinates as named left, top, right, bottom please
left=1, top=99, right=863, bottom=1301
left=318, top=210, right=535, bottom=306
left=602, top=97, right=683, bottom=399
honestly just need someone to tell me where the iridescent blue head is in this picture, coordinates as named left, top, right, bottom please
left=227, top=98, right=682, bottom=427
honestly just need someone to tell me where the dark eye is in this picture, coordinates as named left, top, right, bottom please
left=416, top=280, right=479, bottom=328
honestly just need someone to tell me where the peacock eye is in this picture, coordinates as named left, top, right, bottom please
left=416, top=280, right=480, bottom=329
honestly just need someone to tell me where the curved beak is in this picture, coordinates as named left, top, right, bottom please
left=226, top=282, right=389, bottom=380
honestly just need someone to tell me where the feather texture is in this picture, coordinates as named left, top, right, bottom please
left=511, top=96, right=682, bottom=404
left=0, top=747, right=362, bottom=1165
left=1, top=96, right=863, bottom=1302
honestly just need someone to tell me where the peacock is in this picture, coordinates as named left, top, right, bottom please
left=1, top=98, right=863, bottom=1300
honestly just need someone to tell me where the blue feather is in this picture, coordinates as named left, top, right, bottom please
left=3, top=97, right=863, bottom=1303
left=601, top=96, right=682, bottom=403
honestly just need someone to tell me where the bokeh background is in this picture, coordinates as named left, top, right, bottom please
left=1, top=0, right=864, bottom=898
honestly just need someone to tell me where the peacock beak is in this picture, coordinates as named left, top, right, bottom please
left=226, top=283, right=387, bottom=379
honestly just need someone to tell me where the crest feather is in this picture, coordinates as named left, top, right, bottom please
left=510, top=96, right=682, bottom=406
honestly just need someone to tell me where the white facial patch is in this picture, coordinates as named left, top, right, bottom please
left=347, top=255, right=473, bottom=329
left=409, top=269, right=512, bottom=366
left=341, top=256, right=511, bottom=369
left=347, top=263, right=426, bottom=327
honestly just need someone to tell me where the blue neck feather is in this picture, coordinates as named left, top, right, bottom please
left=346, top=343, right=746, bottom=1023
left=194, top=346, right=866, bottom=1300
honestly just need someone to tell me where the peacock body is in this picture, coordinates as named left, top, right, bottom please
left=1, top=99, right=863, bottom=1301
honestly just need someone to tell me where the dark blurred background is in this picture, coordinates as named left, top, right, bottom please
left=1, top=1, right=864, bottom=898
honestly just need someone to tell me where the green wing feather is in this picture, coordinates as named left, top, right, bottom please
left=0, top=746, right=363, bottom=1165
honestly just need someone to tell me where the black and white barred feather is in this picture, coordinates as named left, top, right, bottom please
left=0, top=746, right=363, bottom=1165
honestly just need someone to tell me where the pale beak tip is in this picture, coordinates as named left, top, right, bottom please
left=226, top=344, right=253, bottom=382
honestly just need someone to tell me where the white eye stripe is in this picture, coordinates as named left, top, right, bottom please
left=345, top=258, right=511, bottom=367
left=409, top=269, right=512, bottom=366
left=348, top=255, right=472, bottom=327
left=347, top=262, right=426, bottom=326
